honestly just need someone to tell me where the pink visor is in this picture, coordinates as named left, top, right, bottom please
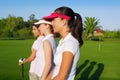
left=43, top=12, right=70, bottom=20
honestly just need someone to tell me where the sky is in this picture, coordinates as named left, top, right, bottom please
left=0, top=0, right=120, bottom=30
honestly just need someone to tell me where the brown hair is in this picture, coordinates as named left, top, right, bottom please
left=54, top=6, right=83, bottom=47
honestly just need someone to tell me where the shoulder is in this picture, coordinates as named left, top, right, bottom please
left=43, top=40, right=51, bottom=47
left=62, top=34, right=79, bottom=55
left=65, top=34, right=79, bottom=46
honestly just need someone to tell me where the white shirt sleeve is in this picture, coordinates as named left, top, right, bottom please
left=63, top=40, right=77, bottom=55
left=32, top=40, right=40, bottom=50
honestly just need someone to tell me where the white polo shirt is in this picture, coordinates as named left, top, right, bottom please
left=31, top=36, right=44, bottom=50
left=52, top=33, right=80, bottom=80
left=30, top=34, right=57, bottom=77
left=29, top=36, right=44, bottom=74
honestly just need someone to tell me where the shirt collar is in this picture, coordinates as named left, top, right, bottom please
left=59, top=33, right=71, bottom=44
left=43, top=34, right=54, bottom=40
left=37, top=36, right=44, bottom=40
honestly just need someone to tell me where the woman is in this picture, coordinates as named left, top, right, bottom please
left=19, top=19, right=57, bottom=80
left=44, top=6, right=83, bottom=80
left=37, top=19, right=57, bottom=80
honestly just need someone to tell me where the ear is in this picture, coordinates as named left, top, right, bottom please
left=62, top=19, right=68, bottom=26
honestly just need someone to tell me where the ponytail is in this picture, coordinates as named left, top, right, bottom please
left=71, top=13, right=83, bottom=47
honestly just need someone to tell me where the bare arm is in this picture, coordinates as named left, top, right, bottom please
left=24, top=49, right=36, bottom=63
left=41, top=40, right=52, bottom=80
left=53, top=51, right=74, bottom=80
left=19, top=49, right=36, bottom=65
left=46, top=67, right=55, bottom=80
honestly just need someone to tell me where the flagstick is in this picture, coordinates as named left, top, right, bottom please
left=98, top=37, right=101, bottom=51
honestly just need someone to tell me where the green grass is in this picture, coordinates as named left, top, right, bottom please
left=75, top=39, right=120, bottom=80
left=0, top=40, right=33, bottom=80
left=0, top=39, right=120, bottom=80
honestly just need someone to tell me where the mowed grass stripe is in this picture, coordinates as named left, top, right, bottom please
left=0, top=39, right=120, bottom=80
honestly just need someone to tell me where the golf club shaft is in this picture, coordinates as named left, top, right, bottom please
left=22, top=64, right=24, bottom=79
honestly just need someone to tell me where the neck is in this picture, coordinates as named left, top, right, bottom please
left=44, top=31, right=52, bottom=36
left=59, top=27, right=70, bottom=38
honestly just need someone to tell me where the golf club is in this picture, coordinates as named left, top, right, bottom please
left=21, top=62, right=24, bottom=80
left=19, top=58, right=25, bottom=80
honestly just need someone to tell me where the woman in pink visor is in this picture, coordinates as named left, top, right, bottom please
left=44, top=6, right=83, bottom=80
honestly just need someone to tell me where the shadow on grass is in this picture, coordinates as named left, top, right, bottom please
left=75, top=60, right=104, bottom=80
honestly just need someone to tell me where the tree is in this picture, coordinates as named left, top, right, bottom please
left=28, top=14, right=38, bottom=29
left=0, top=18, right=6, bottom=37
left=2, top=15, right=17, bottom=37
left=15, top=17, right=25, bottom=30
left=84, top=17, right=100, bottom=39
left=28, top=14, right=38, bottom=23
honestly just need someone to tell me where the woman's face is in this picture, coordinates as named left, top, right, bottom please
left=51, top=17, right=63, bottom=33
left=32, top=26, right=40, bottom=37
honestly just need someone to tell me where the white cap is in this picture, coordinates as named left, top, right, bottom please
left=34, top=19, right=51, bottom=25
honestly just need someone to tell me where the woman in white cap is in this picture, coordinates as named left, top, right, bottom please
left=19, top=19, right=57, bottom=80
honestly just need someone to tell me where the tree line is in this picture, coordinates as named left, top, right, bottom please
left=0, top=14, right=38, bottom=39
left=0, top=14, right=120, bottom=40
